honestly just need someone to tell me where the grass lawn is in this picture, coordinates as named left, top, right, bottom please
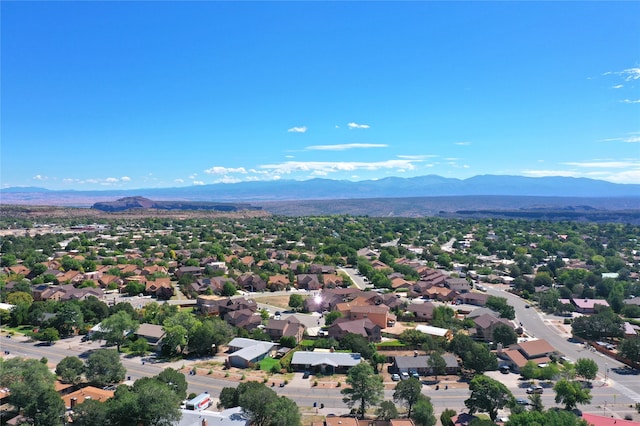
left=259, top=357, right=281, bottom=372
left=1, top=325, right=36, bottom=335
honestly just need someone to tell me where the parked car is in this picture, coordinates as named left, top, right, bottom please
left=526, top=386, right=543, bottom=394
left=516, top=398, right=529, bottom=405
left=400, top=372, right=410, bottom=380
left=391, top=373, right=401, bottom=381
left=410, top=370, right=420, bottom=379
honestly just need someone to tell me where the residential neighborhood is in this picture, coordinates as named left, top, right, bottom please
left=1, top=215, right=639, bottom=426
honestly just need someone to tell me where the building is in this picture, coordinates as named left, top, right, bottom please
left=415, top=324, right=453, bottom=340
left=226, top=338, right=275, bottom=368
left=498, top=339, right=559, bottom=372
left=393, top=353, right=459, bottom=375
left=291, top=350, right=362, bottom=374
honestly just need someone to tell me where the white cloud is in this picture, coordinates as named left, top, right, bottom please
left=287, top=126, right=308, bottom=133
left=521, top=169, right=582, bottom=178
left=204, top=166, right=248, bottom=175
left=105, top=177, right=119, bottom=183
left=174, top=178, right=184, bottom=184
left=306, top=143, right=387, bottom=151
left=454, top=141, right=472, bottom=146
left=621, top=99, right=640, bottom=104
left=397, top=154, right=437, bottom=160
left=188, top=174, right=196, bottom=179
left=121, top=176, right=131, bottom=182
left=604, top=67, right=640, bottom=82
left=562, top=160, right=640, bottom=168
left=258, top=159, right=421, bottom=176
left=612, top=84, right=624, bottom=89
left=347, top=122, right=370, bottom=129
left=192, top=180, right=205, bottom=186
left=213, top=176, right=243, bottom=184
left=33, top=175, right=47, bottom=181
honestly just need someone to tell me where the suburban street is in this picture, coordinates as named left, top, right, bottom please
left=3, top=283, right=640, bottom=422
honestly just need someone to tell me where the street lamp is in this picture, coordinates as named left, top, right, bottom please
left=605, top=363, right=608, bottom=384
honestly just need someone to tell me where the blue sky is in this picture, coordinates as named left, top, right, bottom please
left=2, top=1, right=639, bottom=190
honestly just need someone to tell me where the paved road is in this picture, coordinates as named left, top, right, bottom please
left=486, top=284, right=640, bottom=408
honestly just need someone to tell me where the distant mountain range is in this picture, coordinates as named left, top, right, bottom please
left=0, top=175, right=640, bottom=206
left=1, top=175, right=639, bottom=206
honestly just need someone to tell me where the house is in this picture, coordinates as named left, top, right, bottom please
left=291, top=350, right=362, bottom=374
left=309, top=264, right=336, bottom=275
left=297, top=274, right=322, bottom=291
left=623, top=321, right=638, bottom=338
left=237, top=273, right=267, bottom=292
left=174, top=266, right=203, bottom=279
left=581, top=413, right=640, bottom=426
left=471, top=313, right=514, bottom=342
left=391, top=277, right=413, bottom=290
left=224, top=309, right=262, bottom=330
left=340, top=304, right=394, bottom=329
left=446, top=278, right=471, bottom=293
left=135, top=323, right=165, bottom=343
left=407, top=302, right=435, bottom=321
left=145, top=277, right=173, bottom=299
left=328, top=318, right=381, bottom=342
left=322, top=274, right=344, bottom=288
left=393, top=353, right=459, bottom=375
left=457, top=293, right=489, bottom=306
left=267, top=274, right=290, bottom=291
left=498, top=339, right=559, bottom=372
left=415, top=325, right=453, bottom=340
left=424, top=286, right=458, bottom=302
left=226, top=338, right=275, bottom=368
left=571, top=298, right=610, bottom=314
left=63, top=386, right=115, bottom=409
left=265, top=317, right=305, bottom=343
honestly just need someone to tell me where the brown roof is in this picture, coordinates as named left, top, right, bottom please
left=516, top=339, right=556, bottom=358
left=62, top=386, right=114, bottom=408
left=326, top=417, right=359, bottom=426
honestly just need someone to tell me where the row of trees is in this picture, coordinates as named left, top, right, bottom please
left=0, top=355, right=187, bottom=426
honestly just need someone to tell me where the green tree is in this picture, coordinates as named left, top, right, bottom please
left=341, top=362, right=384, bottom=419
left=162, top=324, right=188, bottom=355
left=188, top=317, right=234, bottom=355
left=129, top=337, right=150, bottom=356
left=0, top=357, right=65, bottom=426
left=492, top=324, right=518, bottom=347
left=448, top=332, right=475, bottom=357
left=411, top=395, right=436, bottom=426
left=99, top=310, right=139, bottom=352
left=440, top=408, right=457, bottom=426
left=52, top=302, right=84, bottom=337
left=85, top=349, right=126, bottom=386
left=288, top=293, right=304, bottom=311
left=463, top=343, right=498, bottom=374
left=619, top=337, right=640, bottom=363
left=506, top=408, right=589, bottom=426
left=6, top=291, right=34, bottom=307
left=33, top=327, right=60, bottom=344
left=155, top=368, right=188, bottom=400
left=339, top=332, right=374, bottom=359
left=393, top=377, right=422, bottom=417
left=265, top=396, right=301, bottom=426
left=71, top=399, right=109, bottom=426
left=237, top=381, right=279, bottom=426
left=279, top=335, right=297, bottom=348
left=106, top=378, right=181, bottom=426
left=464, top=374, right=514, bottom=421
left=553, top=379, right=592, bottom=410
left=222, top=281, right=237, bottom=296
left=218, top=386, right=240, bottom=409
left=520, top=361, right=540, bottom=380
left=324, top=310, right=342, bottom=326
left=574, top=358, right=598, bottom=383
left=56, top=356, right=85, bottom=384
left=528, top=393, right=544, bottom=412
left=377, top=400, right=399, bottom=421
left=427, top=352, right=447, bottom=380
